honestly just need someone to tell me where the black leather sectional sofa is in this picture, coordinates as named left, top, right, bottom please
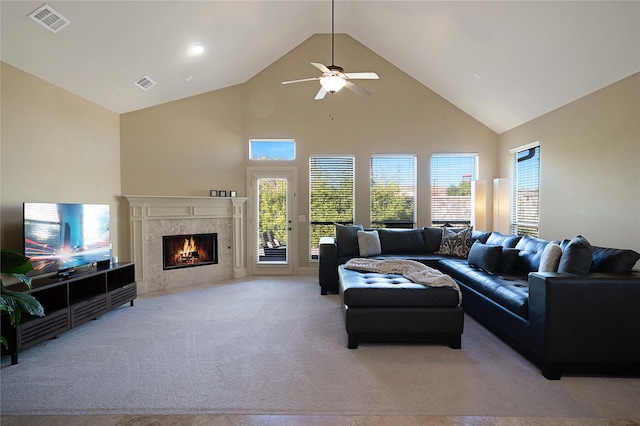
left=319, top=225, right=640, bottom=379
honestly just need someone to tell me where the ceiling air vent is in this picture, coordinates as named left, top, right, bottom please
left=134, top=75, right=156, bottom=91
left=28, top=4, right=71, bottom=33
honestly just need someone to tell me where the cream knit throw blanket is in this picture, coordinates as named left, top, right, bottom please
left=344, top=258, right=462, bottom=305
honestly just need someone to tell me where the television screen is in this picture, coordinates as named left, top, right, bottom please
left=24, top=202, right=111, bottom=275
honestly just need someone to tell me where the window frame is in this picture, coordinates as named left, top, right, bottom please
left=308, top=155, right=356, bottom=260
left=509, top=142, right=540, bottom=237
left=430, top=153, right=478, bottom=227
left=369, top=154, right=417, bottom=229
left=249, top=139, right=296, bottom=161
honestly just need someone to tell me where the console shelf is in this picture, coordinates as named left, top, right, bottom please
left=1, top=263, right=136, bottom=365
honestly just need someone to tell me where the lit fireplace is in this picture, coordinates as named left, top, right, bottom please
left=162, top=233, right=217, bottom=270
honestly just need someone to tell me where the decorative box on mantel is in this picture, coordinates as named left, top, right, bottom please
left=124, top=195, right=247, bottom=294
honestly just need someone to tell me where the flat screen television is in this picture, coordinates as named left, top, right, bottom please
left=23, top=202, right=111, bottom=276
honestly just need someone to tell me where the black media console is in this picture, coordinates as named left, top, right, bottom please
left=1, top=262, right=136, bottom=365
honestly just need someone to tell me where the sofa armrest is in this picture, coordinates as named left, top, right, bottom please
left=528, top=272, right=640, bottom=368
left=319, top=237, right=339, bottom=295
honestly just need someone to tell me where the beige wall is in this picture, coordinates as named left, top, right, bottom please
left=499, top=73, right=640, bottom=258
left=0, top=62, right=122, bottom=257
left=4, top=36, right=637, bottom=273
left=120, top=35, right=499, bottom=268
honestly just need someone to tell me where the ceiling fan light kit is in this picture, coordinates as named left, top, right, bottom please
left=282, top=0, right=378, bottom=100
left=320, top=75, right=346, bottom=93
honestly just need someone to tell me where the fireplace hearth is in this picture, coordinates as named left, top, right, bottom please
left=163, top=233, right=217, bottom=270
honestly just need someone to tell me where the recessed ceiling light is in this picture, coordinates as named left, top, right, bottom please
left=190, top=42, right=204, bottom=55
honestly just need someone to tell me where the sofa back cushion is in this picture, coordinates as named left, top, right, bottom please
left=558, top=235, right=593, bottom=274
left=514, top=235, right=553, bottom=272
left=590, top=246, right=640, bottom=273
left=486, top=232, right=521, bottom=248
left=422, top=226, right=444, bottom=253
left=377, top=228, right=426, bottom=254
left=335, top=223, right=364, bottom=257
left=500, top=248, right=521, bottom=273
left=472, top=230, right=492, bottom=245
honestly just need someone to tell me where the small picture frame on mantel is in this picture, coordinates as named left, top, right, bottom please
left=209, top=190, right=218, bottom=197
left=230, top=191, right=237, bottom=197
left=219, top=190, right=227, bottom=197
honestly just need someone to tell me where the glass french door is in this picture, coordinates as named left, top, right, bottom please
left=249, top=169, right=295, bottom=275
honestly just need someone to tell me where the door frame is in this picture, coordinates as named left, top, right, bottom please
left=246, top=166, right=298, bottom=276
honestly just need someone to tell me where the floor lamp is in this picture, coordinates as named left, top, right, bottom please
left=493, top=178, right=511, bottom=234
left=472, top=180, right=487, bottom=231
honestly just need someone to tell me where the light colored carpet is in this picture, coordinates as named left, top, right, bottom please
left=1, top=276, right=639, bottom=418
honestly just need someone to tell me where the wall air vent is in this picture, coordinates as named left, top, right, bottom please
left=134, top=75, right=156, bottom=91
left=28, top=4, right=71, bottom=33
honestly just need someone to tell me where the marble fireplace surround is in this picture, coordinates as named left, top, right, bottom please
left=125, top=195, right=247, bottom=294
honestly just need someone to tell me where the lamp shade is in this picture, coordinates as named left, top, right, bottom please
left=471, top=180, right=487, bottom=230
left=493, top=177, right=511, bottom=234
left=320, top=76, right=346, bottom=93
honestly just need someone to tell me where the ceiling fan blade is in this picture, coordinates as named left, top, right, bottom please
left=345, top=72, right=379, bottom=80
left=314, top=87, right=328, bottom=100
left=282, top=77, right=319, bottom=85
left=311, top=62, right=331, bottom=74
left=344, top=81, right=372, bottom=97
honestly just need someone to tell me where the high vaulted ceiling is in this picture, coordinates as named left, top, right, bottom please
left=2, top=1, right=639, bottom=134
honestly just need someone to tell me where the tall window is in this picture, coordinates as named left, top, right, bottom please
left=431, top=154, right=478, bottom=226
left=510, top=143, right=540, bottom=237
left=370, top=155, right=416, bottom=228
left=309, top=156, right=355, bottom=259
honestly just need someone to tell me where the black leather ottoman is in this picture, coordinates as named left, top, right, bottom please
left=338, top=265, right=464, bottom=349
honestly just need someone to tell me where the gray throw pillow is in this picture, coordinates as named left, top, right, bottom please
left=357, top=230, right=382, bottom=257
left=538, top=241, right=562, bottom=272
left=335, top=223, right=363, bottom=257
left=558, top=235, right=593, bottom=274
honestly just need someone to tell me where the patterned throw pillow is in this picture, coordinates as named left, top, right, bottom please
left=436, top=227, right=473, bottom=258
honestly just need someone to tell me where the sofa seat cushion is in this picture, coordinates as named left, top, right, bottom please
left=339, top=266, right=460, bottom=308
left=438, top=259, right=530, bottom=319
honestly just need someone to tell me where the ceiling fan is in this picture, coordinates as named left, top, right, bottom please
left=281, top=0, right=379, bottom=100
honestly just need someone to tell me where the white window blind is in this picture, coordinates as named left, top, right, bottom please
left=309, top=156, right=355, bottom=259
left=370, top=155, right=416, bottom=228
left=431, top=154, right=477, bottom=226
left=510, top=144, right=540, bottom=237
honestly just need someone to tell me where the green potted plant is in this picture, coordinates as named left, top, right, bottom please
left=1, top=249, right=45, bottom=349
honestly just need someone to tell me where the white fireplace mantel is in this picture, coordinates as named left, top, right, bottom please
left=124, top=195, right=247, bottom=293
